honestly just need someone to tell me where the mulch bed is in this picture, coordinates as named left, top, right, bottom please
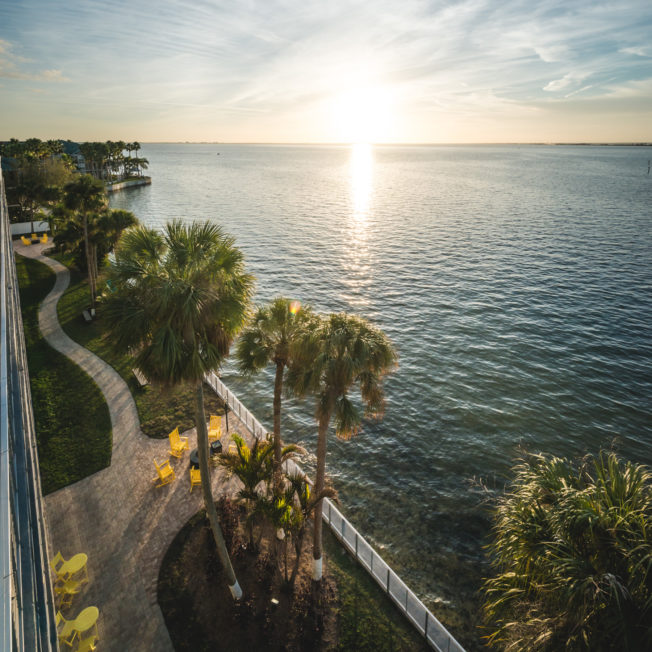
left=158, top=498, right=339, bottom=651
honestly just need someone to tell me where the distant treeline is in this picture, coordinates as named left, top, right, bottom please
left=1, top=137, right=148, bottom=181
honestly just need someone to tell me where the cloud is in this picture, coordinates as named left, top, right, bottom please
left=534, top=45, right=568, bottom=63
left=0, top=39, right=70, bottom=82
left=544, top=72, right=589, bottom=92
left=619, top=46, right=649, bottom=57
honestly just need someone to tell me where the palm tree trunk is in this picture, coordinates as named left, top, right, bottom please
left=272, top=360, right=284, bottom=492
left=312, top=408, right=332, bottom=581
left=195, top=381, right=242, bottom=599
left=82, top=215, right=94, bottom=309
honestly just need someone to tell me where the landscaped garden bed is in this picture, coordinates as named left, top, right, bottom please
left=158, top=499, right=430, bottom=652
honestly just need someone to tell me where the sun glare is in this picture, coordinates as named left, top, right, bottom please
left=330, top=87, right=394, bottom=144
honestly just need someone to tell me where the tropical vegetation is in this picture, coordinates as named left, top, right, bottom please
left=78, top=140, right=148, bottom=181
left=287, top=313, right=398, bottom=582
left=235, top=297, right=315, bottom=491
left=1, top=138, right=75, bottom=226
left=102, top=220, right=254, bottom=600
left=482, top=450, right=652, bottom=652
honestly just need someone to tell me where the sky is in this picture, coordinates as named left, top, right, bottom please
left=1, top=0, right=651, bottom=143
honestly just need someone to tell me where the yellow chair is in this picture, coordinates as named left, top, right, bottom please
left=20, top=235, right=31, bottom=246
left=55, top=577, right=83, bottom=609
left=50, top=552, right=88, bottom=583
left=40, top=233, right=48, bottom=243
left=77, top=633, right=99, bottom=652
left=56, top=611, right=76, bottom=648
left=31, top=233, right=39, bottom=242
left=189, top=467, right=201, bottom=492
left=153, top=458, right=175, bottom=487
left=208, top=415, right=222, bottom=442
left=71, top=606, right=99, bottom=646
left=168, top=426, right=189, bottom=458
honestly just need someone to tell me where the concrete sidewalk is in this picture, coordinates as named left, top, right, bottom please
left=15, top=241, right=241, bottom=651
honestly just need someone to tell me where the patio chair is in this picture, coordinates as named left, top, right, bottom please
left=168, top=426, right=189, bottom=458
left=71, top=606, right=99, bottom=646
left=189, top=467, right=201, bottom=492
left=40, top=233, right=48, bottom=243
left=20, top=235, right=31, bottom=246
left=50, top=552, right=88, bottom=582
left=208, top=415, right=222, bottom=442
left=77, top=633, right=99, bottom=652
left=153, top=458, right=175, bottom=487
left=56, top=611, right=76, bottom=648
left=77, top=636, right=98, bottom=652
left=55, top=577, right=83, bottom=609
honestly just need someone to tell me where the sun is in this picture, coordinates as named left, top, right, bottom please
left=330, top=86, right=394, bottom=144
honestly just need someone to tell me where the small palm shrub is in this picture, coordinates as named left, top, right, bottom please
left=483, top=451, right=652, bottom=652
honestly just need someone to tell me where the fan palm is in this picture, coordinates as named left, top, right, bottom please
left=62, top=174, right=106, bottom=309
left=236, top=297, right=315, bottom=491
left=483, top=451, right=652, bottom=651
left=103, top=220, right=254, bottom=599
left=288, top=313, right=397, bottom=581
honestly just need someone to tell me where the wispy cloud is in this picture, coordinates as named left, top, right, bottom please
left=1, top=0, right=651, bottom=141
left=0, top=38, right=70, bottom=82
left=619, top=46, right=649, bottom=57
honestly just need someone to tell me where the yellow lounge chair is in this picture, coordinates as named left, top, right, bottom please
left=50, top=552, right=88, bottom=582
left=153, top=458, right=175, bottom=487
left=189, top=467, right=201, bottom=492
left=71, top=606, right=99, bottom=646
left=20, top=235, right=31, bottom=246
left=168, top=426, right=189, bottom=458
left=40, top=233, right=48, bottom=243
left=208, top=415, right=222, bottom=442
left=54, top=577, right=83, bottom=609
left=56, top=611, right=76, bottom=648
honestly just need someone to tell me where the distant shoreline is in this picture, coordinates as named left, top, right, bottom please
left=139, top=141, right=652, bottom=147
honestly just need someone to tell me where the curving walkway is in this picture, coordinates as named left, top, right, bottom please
left=15, top=241, right=241, bottom=651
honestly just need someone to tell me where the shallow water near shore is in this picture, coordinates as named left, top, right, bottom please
left=111, top=143, right=652, bottom=648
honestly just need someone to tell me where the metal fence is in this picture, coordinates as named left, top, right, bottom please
left=1, top=160, right=57, bottom=650
left=205, top=371, right=465, bottom=652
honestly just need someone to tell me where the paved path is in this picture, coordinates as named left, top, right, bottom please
left=15, top=241, right=242, bottom=651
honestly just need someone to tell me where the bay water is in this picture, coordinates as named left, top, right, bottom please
left=110, top=143, right=652, bottom=646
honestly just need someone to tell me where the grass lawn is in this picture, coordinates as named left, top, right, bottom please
left=323, top=528, right=431, bottom=651
left=15, top=253, right=112, bottom=494
left=54, top=257, right=224, bottom=438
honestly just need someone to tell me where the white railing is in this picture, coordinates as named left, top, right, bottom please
left=205, top=371, right=465, bottom=652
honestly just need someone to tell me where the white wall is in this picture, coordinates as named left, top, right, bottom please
left=10, top=221, right=49, bottom=236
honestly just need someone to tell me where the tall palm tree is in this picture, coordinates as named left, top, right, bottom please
left=103, top=220, right=254, bottom=599
left=288, top=313, right=397, bottom=581
left=236, top=297, right=315, bottom=491
left=62, top=174, right=106, bottom=309
left=483, top=451, right=652, bottom=652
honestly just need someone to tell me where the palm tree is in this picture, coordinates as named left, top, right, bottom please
left=288, top=313, right=397, bottom=581
left=264, top=473, right=335, bottom=587
left=62, top=174, right=106, bottom=309
left=218, top=433, right=274, bottom=549
left=218, top=433, right=305, bottom=549
left=236, top=297, right=315, bottom=491
left=103, top=220, right=254, bottom=599
left=483, top=451, right=652, bottom=651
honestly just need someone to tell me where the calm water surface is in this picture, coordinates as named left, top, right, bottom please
left=111, top=144, right=652, bottom=647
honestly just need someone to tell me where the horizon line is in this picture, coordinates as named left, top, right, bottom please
left=136, top=141, right=652, bottom=146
